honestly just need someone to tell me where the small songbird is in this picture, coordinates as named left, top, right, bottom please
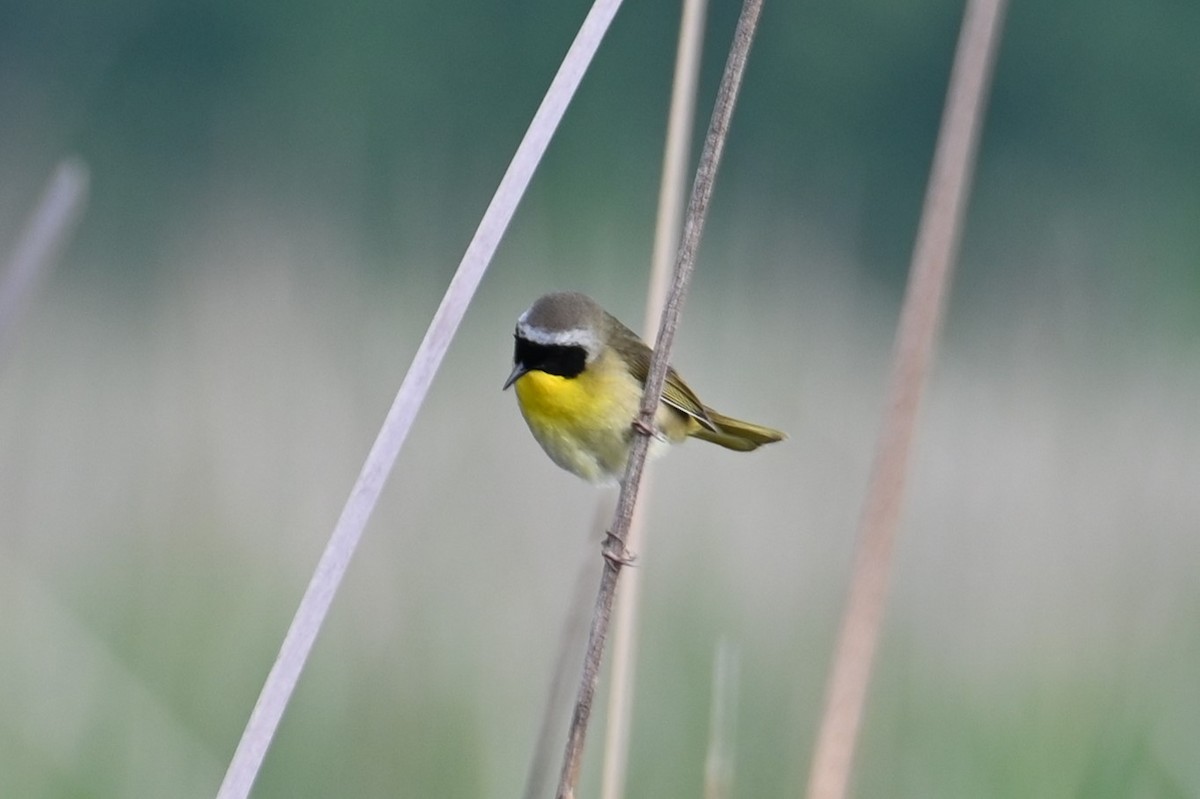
left=503, top=291, right=785, bottom=482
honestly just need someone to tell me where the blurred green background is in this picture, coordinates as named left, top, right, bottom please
left=2, top=0, right=1198, bottom=796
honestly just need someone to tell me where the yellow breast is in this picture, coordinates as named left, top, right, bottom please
left=512, top=351, right=687, bottom=482
left=514, top=367, right=628, bottom=427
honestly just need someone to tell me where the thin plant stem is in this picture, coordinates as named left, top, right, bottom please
left=642, top=0, right=711, bottom=332
left=804, top=1, right=1008, bottom=797
left=213, top=3, right=629, bottom=797
left=523, top=498, right=614, bottom=799
left=703, top=639, right=739, bottom=799
left=555, top=2, right=763, bottom=796
left=0, top=158, right=89, bottom=360
left=600, top=0, right=708, bottom=796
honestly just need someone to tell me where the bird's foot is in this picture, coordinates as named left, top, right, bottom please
left=602, top=531, right=637, bottom=568
left=632, top=418, right=656, bottom=438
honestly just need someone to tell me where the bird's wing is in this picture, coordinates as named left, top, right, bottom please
left=623, top=340, right=718, bottom=432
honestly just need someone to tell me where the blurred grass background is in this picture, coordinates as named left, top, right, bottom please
left=1, top=0, right=1198, bottom=796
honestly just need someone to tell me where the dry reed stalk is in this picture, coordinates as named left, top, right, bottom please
left=703, top=639, right=740, bottom=799
left=554, top=2, right=763, bottom=796
left=600, top=0, right=709, bottom=796
left=522, top=499, right=613, bottom=799
left=213, top=3, right=628, bottom=796
left=0, top=158, right=89, bottom=360
left=805, top=1, right=1009, bottom=797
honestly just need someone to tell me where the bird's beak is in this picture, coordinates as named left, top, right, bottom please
left=502, top=362, right=529, bottom=391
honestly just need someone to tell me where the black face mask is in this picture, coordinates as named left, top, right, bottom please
left=513, top=334, right=588, bottom=379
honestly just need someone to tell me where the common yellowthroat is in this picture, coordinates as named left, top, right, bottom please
left=503, top=291, right=785, bottom=482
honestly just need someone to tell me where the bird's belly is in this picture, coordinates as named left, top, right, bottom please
left=514, top=368, right=683, bottom=482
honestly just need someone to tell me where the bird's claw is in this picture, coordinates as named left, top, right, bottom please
left=632, top=418, right=656, bottom=437
left=602, top=531, right=637, bottom=568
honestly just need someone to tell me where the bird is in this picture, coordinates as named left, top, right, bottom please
left=503, top=291, right=784, bottom=482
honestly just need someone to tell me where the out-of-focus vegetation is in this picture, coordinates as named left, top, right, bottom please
left=1, top=1, right=1197, bottom=797
left=4, top=1, right=1197, bottom=303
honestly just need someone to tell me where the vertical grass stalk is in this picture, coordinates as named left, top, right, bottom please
left=554, top=2, right=763, bottom=795
left=599, top=0, right=709, bottom=796
left=0, top=158, right=89, bottom=360
left=804, top=1, right=1009, bottom=796
left=703, top=639, right=740, bottom=799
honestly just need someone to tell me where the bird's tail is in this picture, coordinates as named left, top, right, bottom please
left=689, top=408, right=786, bottom=452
